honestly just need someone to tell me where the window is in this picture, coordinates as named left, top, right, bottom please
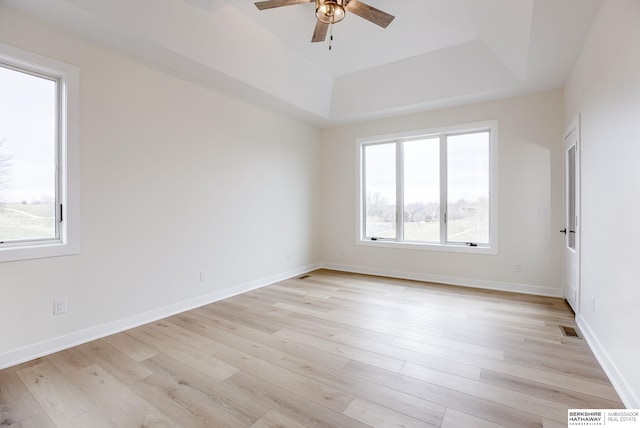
left=0, top=43, right=79, bottom=262
left=358, top=121, right=498, bottom=253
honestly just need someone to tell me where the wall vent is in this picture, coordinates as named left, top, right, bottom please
left=560, top=325, right=581, bottom=338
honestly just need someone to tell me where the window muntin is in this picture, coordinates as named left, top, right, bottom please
left=359, top=122, right=497, bottom=252
left=0, top=64, right=60, bottom=245
left=0, top=43, right=79, bottom=262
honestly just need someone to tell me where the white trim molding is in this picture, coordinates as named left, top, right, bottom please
left=322, top=262, right=563, bottom=298
left=577, top=314, right=639, bottom=408
left=0, top=263, right=322, bottom=370
left=0, top=42, right=80, bottom=262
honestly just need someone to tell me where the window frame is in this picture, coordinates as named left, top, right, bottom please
left=357, top=120, right=498, bottom=254
left=0, top=43, right=79, bottom=262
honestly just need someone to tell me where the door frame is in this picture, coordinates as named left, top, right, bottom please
left=563, top=115, right=581, bottom=314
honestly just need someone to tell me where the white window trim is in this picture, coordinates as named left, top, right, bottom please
left=356, top=120, right=499, bottom=255
left=0, top=43, right=80, bottom=262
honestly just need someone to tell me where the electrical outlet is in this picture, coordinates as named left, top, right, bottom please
left=537, top=208, right=549, bottom=217
left=199, top=272, right=207, bottom=282
left=53, top=298, right=67, bottom=315
left=514, top=264, right=522, bottom=272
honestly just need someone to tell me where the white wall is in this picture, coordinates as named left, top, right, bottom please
left=319, top=90, right=564, bottom=296
left=5, top=3, right=637, bottom=410
left=564, top=0, right=640, bottom=408
left=0, top=5, right=320, bottom=366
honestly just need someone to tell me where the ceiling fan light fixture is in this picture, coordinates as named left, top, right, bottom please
left=316, top=0, right=346, bottom=24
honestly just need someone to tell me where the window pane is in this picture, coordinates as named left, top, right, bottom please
left=403, top=138, right=440, bottom=242
left=568, top=145, right=576, bottom=249
left=447, top=132, right=490, bottom=244
left=0, top=65, right=57, bottom=242
left=364, top=143, right=396, bottom=238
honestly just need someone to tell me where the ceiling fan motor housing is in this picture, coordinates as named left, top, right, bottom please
left=316, top=0, right=346, bottom=24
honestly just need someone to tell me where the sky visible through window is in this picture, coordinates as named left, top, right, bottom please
left=363, top=131, right=490, bottom=244
left=365, top=133, right=489, bottom=206
left=0, top=65, right=56, bottom=204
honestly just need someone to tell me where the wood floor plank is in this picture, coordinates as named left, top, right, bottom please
left=275, top=349, right=447, bottom=426
left=329, top=332, right=482, bottom=380
left=479, top=368, right=623, bottom=409
left=125, top=326, right=238, bottom=382
left=68, top=364, right=177, bottom=427
left=76, top=340, right=153, bottom=386
left=102, top=328, right=159, bottom=362
left=213, top=346, right=356, bottom=413
left=224, top=371, right=369, bottom=428
left=15, top=361, right=116, bottom=428
left=130, top=373, right=242, bottom=428
left=233, top=291, right=404, bottom=345
left=145, top=319, right=227, bottom=354
left=0, top=269, right=623, bottom=427
left=44, top=347, right=94, bottom=375
left=441, top=324, right=599, bottom=366
left=18, top=410, right=57, bottom=428
left=171, top=311, right=352, bottom=370
left=167, top=318, right=289, bottom=362
left=400, top=361, right=568, bottom=422
left=543, top=418, right=570, bottom=428
left=286, top=310, right=401, bottom=344
left=343, top=397, right=438, bottom=428
left=140, top=353, right=268, bottom=427
left=172, top=304, right=447, bottom=426
left=201, top=302, right=283, bottom=334
left=0, top=370, right=46, bottom=426
left=250, top=409, right=309, bottom=428
left=441, top=408, right=509, bottom=428
left=275, top=328, right=405, bottom=372
left=393, top=335, right=620, bottom=402
left=504, top=348, right=613, bottom=384
left=343, top=359, right=546, bottom=428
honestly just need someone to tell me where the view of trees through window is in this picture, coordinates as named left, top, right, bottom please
left=363, top=130, right=490, bottom=245
left=0, top=64, right=58, bottom=243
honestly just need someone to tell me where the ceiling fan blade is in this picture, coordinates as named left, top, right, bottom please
left=311, top=20, right=329, bottom=42
left=255, top=0, right=312, bottom=10
left=346, top=0, right=395, bottom=28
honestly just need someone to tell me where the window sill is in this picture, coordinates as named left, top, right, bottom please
left=0, top=241, right=79, bottom=263
left=357, top=238, right=498, bottom=255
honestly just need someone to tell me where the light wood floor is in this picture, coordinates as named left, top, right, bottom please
left=0, top=270, right=623, bottom=427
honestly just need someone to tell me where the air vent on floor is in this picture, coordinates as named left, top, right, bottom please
left=560, top=325, right=582, bottom=338
left=299, top=275, right=311, bottom=279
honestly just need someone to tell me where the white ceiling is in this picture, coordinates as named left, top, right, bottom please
left=2, top=0, right=602, bottom=126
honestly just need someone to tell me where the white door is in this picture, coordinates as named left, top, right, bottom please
left=563, top=122, right=580, bottom=313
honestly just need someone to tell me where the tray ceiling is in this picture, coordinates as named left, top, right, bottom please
left=1, top=0, right=602, bottom=126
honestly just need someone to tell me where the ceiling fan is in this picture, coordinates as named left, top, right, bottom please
left=254, top=0, right=395, bottom=43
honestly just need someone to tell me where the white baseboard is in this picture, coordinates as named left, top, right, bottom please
left=0, top=261, right=566, bottom=371
left=8, top=260, right=634, bottom=408
left=322, top=263, right=640, bottom=407
left=5, top=261, right=633, bottom=410
left=0, top=263, right=321, bottom=371
left=321, top=262, right=563, bottom=297
left=576, top=314, right=639, bottom=408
